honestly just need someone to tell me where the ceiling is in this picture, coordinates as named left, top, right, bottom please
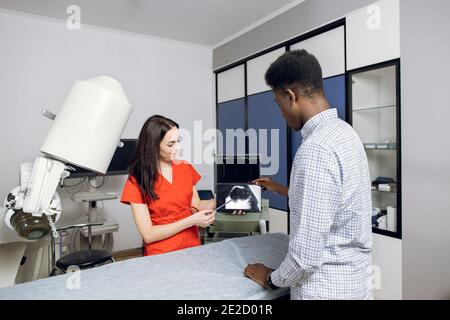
left=0, top=0, right=305, bottom=47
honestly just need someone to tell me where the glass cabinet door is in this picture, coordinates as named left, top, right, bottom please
left=348, top=60, right=401, bottom=238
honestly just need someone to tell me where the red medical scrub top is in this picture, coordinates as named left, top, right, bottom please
left=120, top=160, right=201, bottom=256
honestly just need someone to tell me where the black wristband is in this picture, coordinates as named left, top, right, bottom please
left=266, top=273, right=280, bottom=290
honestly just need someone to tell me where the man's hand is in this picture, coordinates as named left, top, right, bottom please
left=252, top=177, right=276, bottom=192
left=252, top=177, right=289, bottom=197
left=244, top=263, right=273, bottom=289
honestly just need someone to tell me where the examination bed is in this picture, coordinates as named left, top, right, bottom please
left=0, top=233, right=289, bottom=300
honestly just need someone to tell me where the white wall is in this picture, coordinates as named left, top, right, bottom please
left=400, top=0, right=450, bottom=299
left=0, top=10, right=214, bottom=252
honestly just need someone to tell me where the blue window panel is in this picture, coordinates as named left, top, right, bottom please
left=217, top=99, right=246, bottom=156
left=291, top=75, right=346, bottom=163
left=291, top=130, right=303, bottom=164
left=323, top=74, right=346, bottom=121
left=248, top=91, right=288, bottom=211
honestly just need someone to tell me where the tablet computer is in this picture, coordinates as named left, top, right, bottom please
left=216, top=183, right=262, bottom=212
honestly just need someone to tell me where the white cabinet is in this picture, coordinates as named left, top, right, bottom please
left=247, top=48, right=285, bottom=96
left=372, top=233, right=402, bottom=299
left=346, top=0, right=400, bottom=70
left=217, top=64, right=245, bottom=103
left=291, top=26, right=345, bottom=78
left=349, top=61, right=401, bottom=237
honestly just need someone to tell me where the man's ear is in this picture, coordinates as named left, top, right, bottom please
left=285, top=88, right=297, bottom=106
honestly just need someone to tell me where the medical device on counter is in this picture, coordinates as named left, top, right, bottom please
left=0, top=76, right=132, bottom=288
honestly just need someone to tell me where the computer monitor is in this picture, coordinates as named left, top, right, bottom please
left=67, top=139, right=137, bottom=179
left=216, top=155, right=260, bottom=183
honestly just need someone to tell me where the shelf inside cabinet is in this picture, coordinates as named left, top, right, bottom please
left=353, top=105, right=396, bottom=112
left=372, top=227, right=401, bottom=239
left=372, top=189, right=397, bottom=194
left=364, top=143, right=397, bottom=150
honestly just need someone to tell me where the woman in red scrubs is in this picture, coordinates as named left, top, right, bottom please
left=120, top=115, right=215, bottom=256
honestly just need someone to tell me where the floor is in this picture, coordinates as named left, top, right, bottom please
left=112, top=247, right=144, bottom=262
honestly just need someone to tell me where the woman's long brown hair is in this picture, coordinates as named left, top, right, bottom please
left=128, top=115, right=179, bottom=201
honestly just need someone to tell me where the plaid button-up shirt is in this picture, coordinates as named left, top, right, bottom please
left=271, top=108, right=373, bottom=300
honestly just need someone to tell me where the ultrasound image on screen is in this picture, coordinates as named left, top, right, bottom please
left=217, top=183, right=261, bottom=212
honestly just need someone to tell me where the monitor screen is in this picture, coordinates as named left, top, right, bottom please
left=67, top=139, right=137, bottom=179
left=216, top=155, right=260, bottom=183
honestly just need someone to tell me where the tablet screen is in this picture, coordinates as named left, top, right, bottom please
left=216, top=183, right=262, bottom=212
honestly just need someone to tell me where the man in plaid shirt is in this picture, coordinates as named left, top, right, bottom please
left=245, top=49, right=373, bottom=300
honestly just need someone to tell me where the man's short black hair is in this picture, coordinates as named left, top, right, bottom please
left=265, top=49, right=323, bottom=98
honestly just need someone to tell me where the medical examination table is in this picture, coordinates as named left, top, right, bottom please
left=0, top=233, right=289, bottom=300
